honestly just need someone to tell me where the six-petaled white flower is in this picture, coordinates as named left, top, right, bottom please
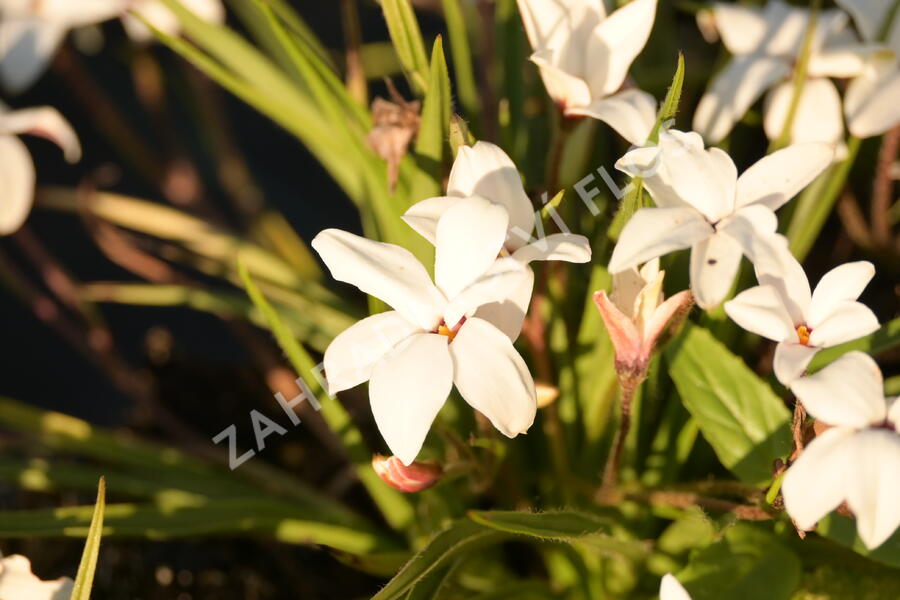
left=0, top=0, right=224, bottom=94
left=694, top=1, right=873, bottom=149
left=0, top=101, right=81, bottom=235
left=609, top=129, right=833, bottom=309
left=0, top=554, right=73, bottom=600
left=516, top=0, right=659, bottom=144
left=313, top=222, right=537, bottom=466
left=836, top=0, right=900, bottom=137
left=403, top=141, right=591, bottom=341
left=783, top=351, right=900, bottom=549
left=660, top=573, right=692, bottom=600
left=725, top=257, right=879, bottom=385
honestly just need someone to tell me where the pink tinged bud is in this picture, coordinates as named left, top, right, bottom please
left=371, top=455, right=442, bottom=493
left=593, top=290, right=644, bottom=372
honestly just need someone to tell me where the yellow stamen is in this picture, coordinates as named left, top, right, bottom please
left=438, top=324, right=457, bottom=342
left=796, top=325, right=811, bottom=346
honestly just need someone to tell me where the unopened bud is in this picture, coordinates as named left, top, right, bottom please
left=372, top=455, right=442, bottom=493
left=536, top=382, right=560, bottom=409
left=449, top=114, right=473, bottom=158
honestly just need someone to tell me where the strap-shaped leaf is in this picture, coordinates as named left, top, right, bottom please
left=381, top=0, right=431, bottom=93
left=409, top=36, right=452, bottom=200
left=69, top=477, right=106, bottom=600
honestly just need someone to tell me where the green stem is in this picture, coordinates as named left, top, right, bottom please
left=768, top=0, right=821, bottom=152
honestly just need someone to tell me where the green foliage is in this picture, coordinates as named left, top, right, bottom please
left=665, top=325, right=792, bottom=486
left=69, top=478, right=105, bottom=600
left=380, top=0, right=431, bottom=93
left=677, top=524, right=802, bottom=600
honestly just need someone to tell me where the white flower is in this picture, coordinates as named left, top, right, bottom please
left=0, top=0, right=224, bottom=94
left=0, top=102, right=81, bottom=235
left=609, top=129, right=833, bottom=309
left=725, top=257, right=879, bottom=385
left=0, top=554, right=73, bottom=600
left=782, top=351, right=900, bottom=550
left=660, top=573, right=692, bottom=600
left=694, top=1, right=873, bottom=148
left=313, top=221, right=538, bottom=466
left=836, top=0, right=900, bottom=137
left=516, top=0, right=659, bottom=144
left=403, top=141, right=591, bottom=341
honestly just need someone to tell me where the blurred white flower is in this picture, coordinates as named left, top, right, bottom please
left=313, top=224, right=537, bottom=466
left=660, top=573, right=692, bottom=600
left=0, top=102, right=81, bottom=235
left=609, top=129, right=833, bottom=309
left=516, top=0, right=659, bottom=144
left=403, top=141, right=591, bottom=340
left=782, top=351, right=900, bottom=550
left=836, top=0, right=900, bottom=137
left=694, top=1, right=873, bottom=149
left=725, top=257, right=879, bottom=385
left=0, top=554, right=73, bottom=600
left=0, top=0, right=224, bottom=94
left=593, top=259, right=692, bottom=380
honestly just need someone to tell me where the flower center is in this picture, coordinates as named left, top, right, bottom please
left=796, top=324, right=811, bottom=346
left=435, top=317, right=466, bottom=343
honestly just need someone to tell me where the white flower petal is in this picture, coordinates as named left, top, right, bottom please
left=0, top=18, right=66, bottom=94
left=808, top=261, right=875, bottom=325
left=565, top=88, right=657, bottom=145
left=717, top=204, right=788, bottom=278
left=724, top=285, right=796, bottom=342
left=774, top=342, right=819, bottom=386
left=323, top=311, right=420, bottom=394
left=608, top=207, right=713, bottom=274
left=689, top=230, right=743, bottom=309
left=660, top=573, right=693, bottom=600
left=435, top=195, right=509, bottom=298
left=0, top=106, right=81, bottom=162
left=443, top=257, right=531, bottom=327
left=847, top=429, right=900, bottom=549
left=0, top=134, right=35, bottom=235
left=835, top=0, right=895, bottom=42
left=712, top=3, right=770, bottom=55
left=755, top=249, right=811, bottom=324
left=889, top=396, right=900, bottom=429
left=735, top=141, right=834, bottom=212
left=516, top=0, right=605, bottom=56
left=402, top=195, right=459, bottom=244
left=583, top=0, right=658, bottom=97
left=782, top=426, right=856, bottom=530
left=693, top=54, right=791, bottom=145
left=311, top=229, right=445, bottom=331
left=369, top=332, right=453, bottom=465
left=530, top=50, right=594, bottom=110
left=636, top=130, right=739, bottom=222
left=472, top=264, right=534, bottom=342
left=845, top=54, right=900, bottom=138
left=792, top=351, right=886, bottom=427
left=763, top=79, right=844, bottom=147
left=447, top=142, right=535, bottom=247
left=511, top=232, right=591, bottom=264
left=807, top=43, right=878, bottom=78
left=450, top=317, right=537, bottom=437
left=0, top=554, right=74, bottom=600
left=27, top=0, right=127, bottom=26
left=808, top=301, right=880, bottom=347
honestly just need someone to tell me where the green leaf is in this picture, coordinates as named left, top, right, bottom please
left=372, top=519, right=507, bottom=600
left=380, top=0, right=431, bottom=93
left=807, top=316, right=900, bottom=372
left=677, top=524, right=801, bottom=600
left=818, top=514, right=900, bottom=569
left=70, top=477, right=106, bottom=600
left=467, top=510, right=612, bottom=541
left=665, top=324, right=792, bottom=486
left=410, top=36, right=452, bottom=199
left=440, top=0, right=480, bottom=123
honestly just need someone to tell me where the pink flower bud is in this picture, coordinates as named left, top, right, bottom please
left=371, top=455, right=442, bottom=493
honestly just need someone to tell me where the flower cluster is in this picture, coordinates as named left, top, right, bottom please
left=314, top=142, right=591, bottom=466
